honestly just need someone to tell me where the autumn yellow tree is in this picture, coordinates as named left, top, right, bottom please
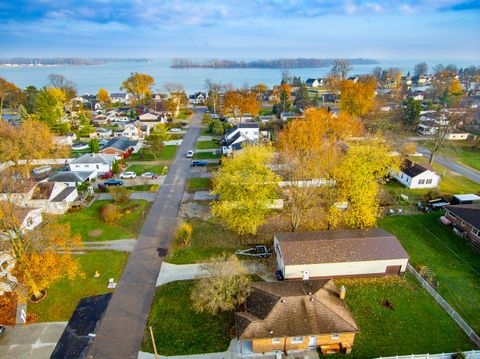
left=0, top=77, right=21, bottom=121
left=97, top=88, right=111, bottom=107
left=251, top=83, right=268, bottom=99
left=164, top=82, right=188, bottom=118
left=221, top=90, right=260, bottom=123
left=446, top=78, right=463, bottom=106
left=212, top=144, right=280, bottom=235
left=328, top=138, right=400, bottom=229
left=121, top=72, right=154, bottom=104
left=340, top=78, right=377, bottom=119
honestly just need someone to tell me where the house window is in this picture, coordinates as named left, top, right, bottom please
left=418, top=179, right=425, bottom=185
left=472, top=228, right=479, bottom=237
left=291, top=337, right=304, bottom=344
left=448, top=211, right=457, bottom=219
left=331, top=334, right=340, bottom=340
left=426, top=179, right=432, bottom=184
left=272, top=338, right=281, bottom=344
left=461, top=220, right=466, bottom=226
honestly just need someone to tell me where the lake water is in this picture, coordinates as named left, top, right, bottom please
left=0, top=59, right=478, bottom=95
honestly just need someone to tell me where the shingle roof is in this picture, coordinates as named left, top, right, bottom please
left=101, top=137, right=137, bottom=152
left=225, top=123, right=259, bottom=137
left=51, top=187, right=77, bottom=202
left=70, top=153, right=115, bottom=165
left=236, top=280, right=358, bottom=340
left=401, top=159, right=435, bottom=178
left=275, top=229, right=409, bottom=265
left=48, top=171, right=93, bottom=183
left=444, top=204, right=480, bottom=229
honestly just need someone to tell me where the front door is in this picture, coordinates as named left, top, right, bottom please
left=385, top=265, right=401, bottom=276
left=308, top=336, right=316, bottom=347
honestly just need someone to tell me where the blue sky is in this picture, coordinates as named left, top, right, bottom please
left=0, top=0, right=479, bottom=59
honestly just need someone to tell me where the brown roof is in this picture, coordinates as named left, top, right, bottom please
left=31, top=182, right=55, bottom=200
left=275, top=228, right=409, bottom=265
left=236, top=280, right=358, bottom=340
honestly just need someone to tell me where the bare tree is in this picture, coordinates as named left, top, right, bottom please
left=428, top=111, right=464, bottom=164
left=204, top=79, right=222, bottom=114
left=330, top=60, right=352, bottom=80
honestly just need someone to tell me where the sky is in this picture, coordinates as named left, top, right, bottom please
left=0, top=0, right=479, bottom=59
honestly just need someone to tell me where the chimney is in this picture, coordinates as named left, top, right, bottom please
left=339, top=286, right=346, bottom=300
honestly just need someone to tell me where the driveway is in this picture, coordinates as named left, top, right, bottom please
left=86, top=108, right=205, bottom=358
left=74, top=239, right=136, bottom=252
left=0, top=322, right=67, bottom=359
left=417, top=145, right=480, bottom=184
left=96, top=192, right=157, bottom=202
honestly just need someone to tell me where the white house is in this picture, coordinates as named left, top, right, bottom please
left=392, top=159, right=440, bottom=189
left=0, top=201, right=43, bottom=233
left=445, top=133, right=469, bottom=140
left=89, top=128, right=112, bottom=139
left=69, top=153, right=116, bottom=176
left=54, top=133, right=77, bottom=146
left=222, top=123, right=260, bottom=150
left=47, top=171, right=97, bottom=187
left=113, top=123, right=142, bottom=140
left=274, top=229, right=409, bottom=280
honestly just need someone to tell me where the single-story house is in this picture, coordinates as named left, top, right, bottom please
left=69, top=153, right=116, bottom=176
left=99, top=137, right=140, bottom=159
left=222, top=123, right=259, bottom=151
left=47, top=171, right=96, bottom=187
left=305, top=78, right=321, bottom=87
left=417, top=120, right=441, bottom=135
left=451, top=194, right=480, bottom=205
left=274, top=228, right=409, bottom=280
left=236, top=280, right=358, bottom=355
left=89, top=128, right=112, bottom=139
left=188, top=92, right=206, bottom=105
left=0, top=201, right=43, bottom=233
left=392, top=159, right=440, bottom=189
left=443, top=204, right=480, bottom=250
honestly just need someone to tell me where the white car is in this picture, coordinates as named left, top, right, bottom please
left=119, top=171, right=137, bottom=179
left=141, top=172, right=158, bottom=179
left=170, top=128, right=182, bottom=133
left=186, top=150, right=195, bottom=158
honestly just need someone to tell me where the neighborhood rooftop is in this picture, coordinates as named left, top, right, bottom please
left=444, top=204, right=480, bottom=228
left=70, top=153, right=116, bottom=165
left=401, top=159, right=434, bottom=178
left=236, top=280, right=358, bottom=340
left=102, top=137, right=138, bottom=151
left=274, top=228, right=409, bottom=265
left=47, top=171, right=93, bottom=183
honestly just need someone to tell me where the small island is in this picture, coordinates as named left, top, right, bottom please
left=0, top=57, right=151, bottom=67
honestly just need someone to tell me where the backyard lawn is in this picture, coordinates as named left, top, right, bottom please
left=193, top=152, right=222, bottom=160
left=380, top=212, right=480, bottom=333
left=59, top=200, right=150, bottom=241
left=126, top=164, right=168, bottom=176
left=128, top=145, right=178, bottom=161
left=166, top=219, right=241, bottom=264
left=142, top=280, right=233, bottom=356
left=331, top=275, right=474, bottom=358
left=428, top=141, right=480, bottom=172
left=29, top=251, right=129, bottom=322
left=195, top=140, right=220, bottom=150
left=187, top=178, right=212, bottom=191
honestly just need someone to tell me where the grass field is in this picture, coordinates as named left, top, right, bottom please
left=187, top=178, right=212, bottom=191
left=126, top=164, right=168, bottom=176
left=29, top=251, right=129, bottom=322
left=192, top=152, right=222, bottom=160
left=167, top=219, right=241, bottom=264
left=380, top=212, right=480, bottom=333
left=142, top=280, right=233, bottom=355
left=331, top=275, right=474, bottom=358
left=128, top=145, right=178, bottom=161
left=195, top=140, right=220, bottom=149
left=175, top=109, right=193, bottom=120
left=59, top=200, right=150, bottom=241
left=427, top=141, right=480, bottom=172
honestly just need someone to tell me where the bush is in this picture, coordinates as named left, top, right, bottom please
left=108, top=186, right=130, bottom=205
left=175, top=223, right=193, bottom=247
left=100, top=203, right=122, bottom=223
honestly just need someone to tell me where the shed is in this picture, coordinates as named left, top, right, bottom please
left=274, top=229, right=409, bottom=280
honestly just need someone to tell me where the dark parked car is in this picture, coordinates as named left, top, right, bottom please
left=0, top=325, right=5, bottom=337
left=99, top=171, right=114, bottom=179
left=98, top=179, right=124, bottom=192
left=191, top=160, right=208, bottom=167
left=275, top=270, right=284, bottom=281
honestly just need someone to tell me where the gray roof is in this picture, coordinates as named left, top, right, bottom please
left=48, top=171, right=93, bottom=183
left=101, top=137, right=137, bottom=152
left=70, top=153, right=114, bottom=165
left=401, top=159, right=434, bottom=178
left=51, top=187, right=77, bottom=202
left=275, top=228, right=409, bottom=265
left=444, top=204, right=480, bottom=229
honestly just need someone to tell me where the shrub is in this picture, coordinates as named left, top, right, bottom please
left=99, top=203, right=122, bottom=224
left=112, top=160, right=120, bottom=174
left=175, top=222, right=193, bottom=247
left=108, top=186, right=130, bottom=205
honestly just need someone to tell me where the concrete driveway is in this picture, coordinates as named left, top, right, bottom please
left=0, top=322, right=67, bottom=359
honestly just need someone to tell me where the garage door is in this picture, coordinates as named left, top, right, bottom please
left=385, top=265, right=401, bottom=275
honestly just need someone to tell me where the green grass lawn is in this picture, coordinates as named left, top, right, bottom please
left=187, top=178, right=212, bottom=191
left=167, top=219, right=241, bottom=264
left=126, top=164, right=168, bottom=176
left=129, top=145, right=178, bottom=161
left=330, top=275, right=474, bottom=358
left=428, top=141, right=480, bottom=172
left=29, top=251, right=129, bottom=322
left=380, top=212, right=480, bottom=333
left=195, top=140, right=220, bottom=150
left=59, top=200, right=150, bottom=241
left=175, top=109, right=193, bottom=120
left=142, top=280, right=233, bottom=355
left=126, top=184, right=160, bottom=192
left=193, top=152, right=221, bottom=160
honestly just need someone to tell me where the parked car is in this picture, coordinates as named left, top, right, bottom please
left=275, top=270, right=284, bottom=281
left=191, top=160, right=208, bottom=167
left=186, top=150, right=195, bottom=158
left=170, top=128, right=182, bottom=133
left=119, top=171, right=137, bottom=179
left=103, top=179, right=124, bottom=186
left=141, top=172, right=158, bottom=179
left=99, top=171, right=114, bottom=179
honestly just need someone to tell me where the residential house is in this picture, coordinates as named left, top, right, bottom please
left=392, top=159, right=440, bottom=189
left=113, top=123, right=142, bottom=140
left=89, top=128, right=112, bottom=139
left=110, top=93, right=130, bottom=104
left=443, top=204, right=480, bottom=250
left=417, top=120, right=441, bottom=135
left=305, top=78, right=323, bottom=87
left=69, top=153, right=116, bottom=176
left=54, top=133, right=77, bottom=146
left=47, top=171, right=96, bottom=187
left=0, top=201, right=43, bottom=233
left=445, top=133, right=469, bottom=140
left=99, top=137, right=140, bottom=158
left=236, top=280, right=358, bottom=354
left=135, top=112, right=167, bottom=136
left=222, top=123, right=259, bottom=151
left=451, top=194, right=480, bottom=205
left=412, top=91, right=425, bottom=101
left=188, top=92, right=206, bottom=105
left=274, top=229, right=409, bottom=280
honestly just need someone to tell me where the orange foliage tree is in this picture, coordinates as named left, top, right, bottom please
left=221, top=90, right=260, bottom=123
left=340, top=78, right=377, bottom=119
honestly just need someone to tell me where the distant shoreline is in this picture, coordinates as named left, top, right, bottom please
left=0, top=58, right=152, bottom=67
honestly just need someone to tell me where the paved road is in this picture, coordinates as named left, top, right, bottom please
left=86, top=108, right=205, bottom=358
left=0, top=322, right=67, bottom=359
left=417, top=145, right=480, bottom=184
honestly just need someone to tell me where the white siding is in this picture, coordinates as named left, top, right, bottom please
left=392, top=170, right=440, bottom=189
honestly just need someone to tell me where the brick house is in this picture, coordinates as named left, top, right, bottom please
left=99, top=137, right=139, bottom=159
left=443, top=204, right=480, bottom=250
left=236, top=280, right=358, bottom=355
